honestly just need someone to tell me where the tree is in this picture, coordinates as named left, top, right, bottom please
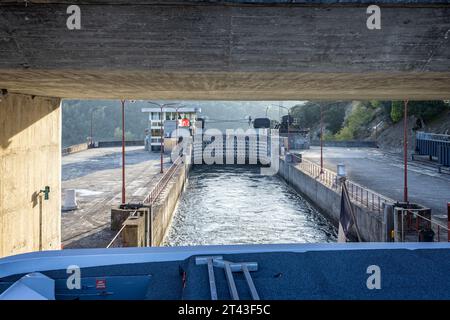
left=408, top=101, right=448, bottom=122
left=390, top=100, right=448, bottom=124
left=323, top=103, right=348, bottom=134
left=334, top=102, right=375, bottom=140
left=334, top=126, right=354, bottom=140
left=114, top=127, right=136, bottom=141
left=390, top=101, right=403, bottom=123
left=290, top=101, right=348, bottom=134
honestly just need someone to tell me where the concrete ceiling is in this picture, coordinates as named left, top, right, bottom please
left=0, top=2, right=449, bottom=100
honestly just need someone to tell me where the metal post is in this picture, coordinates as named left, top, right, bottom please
left=366, top=190, right=369, bottom=208
left=320, top=105, right=324, bottom=174
left=160, top=104, right=164, bottom=173
left=121, top=99, right=126, bottom=204
left=401, top=210, right=404, bottom=242
left=90, top=108, right=93, bottom=145
left=372, top=193, right=374, bottom=210
left=175, top=107, right=179, bottom=146
left=403, top=100, right=409, bottom=203
left=286, top=109, right=290, bottom=152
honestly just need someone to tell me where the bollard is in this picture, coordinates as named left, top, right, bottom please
left=62, top=189, right=78, bottom=211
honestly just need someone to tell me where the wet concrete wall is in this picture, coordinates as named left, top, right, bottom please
left=278, top=158, right=385, bottom=242
left=151, top=161, right=192, bottom=246
left=61, top=142, right=89, bottom=156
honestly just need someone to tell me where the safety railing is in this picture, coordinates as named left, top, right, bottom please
left=143, top=155, right=184, bottom=205
left=394, top=208, right=449, bottom=242
left=416, top=131, right=450, bottom=142
left=106, top=148, right=187, bottom=248
left=295, top=157, right=393, bottom=213
left=414, top=212, right=449, bottom=242
left=107, top=154, right=185, bottom=248
left=106, top=209, right=139, bottom=248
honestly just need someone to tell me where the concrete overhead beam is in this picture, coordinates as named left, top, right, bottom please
left=0, top=2, right=449, bottom=99
left=1, top=1, right=449, bottom=5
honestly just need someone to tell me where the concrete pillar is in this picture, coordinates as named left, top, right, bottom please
left=0, top=93, right=61, bottom=257
left=122, top=216, right=145, bottom=247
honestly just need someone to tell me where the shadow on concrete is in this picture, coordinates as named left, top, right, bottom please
left=63, top=226, right=116, bottom=249
left=0, top=94, right=60, bottom=150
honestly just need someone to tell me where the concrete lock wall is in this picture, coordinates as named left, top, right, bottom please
left=151, top=162, right=190, bottom=246
left=61, top=142, right=89, bottom=156
left=278, top=159, right=384, bottom=242
left=0, top=93, right=61, bottom=257
left=310, top=140, right=378, bottom=148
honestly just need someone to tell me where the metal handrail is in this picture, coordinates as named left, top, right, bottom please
left=416, top=131, right=450, bottom=142
left=414, top=211, right=449, bottom=242
left=143, top=155, right=184, bottom=205
left=106, top=151, right=186, bottom=248
left=106, top=209, right=138, bottom=248
left=413, top=212, right=450, bottom=232
left=396, top=208, right=449, bottom=242
left=296, top=157, right=393, bottom=213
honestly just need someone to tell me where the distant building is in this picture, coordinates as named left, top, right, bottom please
left=141, top=107, right=200, bottom=151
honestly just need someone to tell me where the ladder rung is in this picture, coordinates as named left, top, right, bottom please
left=242, top=264, right=260, bottom=300
left=195, top=256, right=222, bottom=300
left=224, top=262, right=239, bottom=300
left=195, top=256, right=259, bottom=301
left=207, top=258, right=218, bottom=300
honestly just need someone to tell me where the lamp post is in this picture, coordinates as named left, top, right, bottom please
left=174, top=105, right=186, bottom=147
left=320, top=105, right=324, bottom=174
left=403, top=100, right=409, bottom=203
left=176, top=107, right=180, bottom=145
left=90, top=108, right=94, bottom=146
left=316, top=102, right=344, bottom=175
left=121, top=99, right=126, bottom=204
left=160, top=104, right=163, bottom=173
left=147, top=102, right=183, bottom=173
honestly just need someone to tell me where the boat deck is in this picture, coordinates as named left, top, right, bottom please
left=1, top=244, right=449, bottom=300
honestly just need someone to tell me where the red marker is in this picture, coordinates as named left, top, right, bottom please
left=96, top=279, right=106, bottom=290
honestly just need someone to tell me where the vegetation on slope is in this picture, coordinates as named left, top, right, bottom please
left=290, top=100, right=449, bottom=142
